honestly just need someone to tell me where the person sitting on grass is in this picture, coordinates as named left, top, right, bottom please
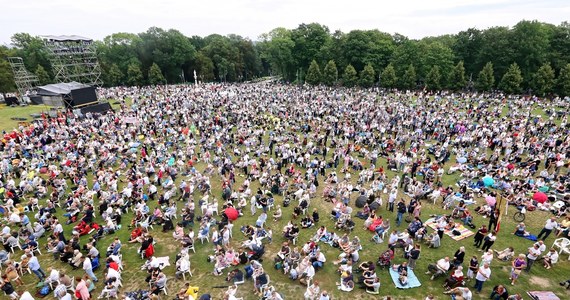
left=512, top=223, right=530, bottom=237
left=542, top=248, right=559, bottom=269
left=489, top=285, right=509, bottom=300
left=443, top=286, right=472, bottom=300
left=493, top=247, right=514, bottom=261
left=425, top=257, right=450, bottom=280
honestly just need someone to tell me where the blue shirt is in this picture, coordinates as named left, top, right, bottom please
left=28, top=256, right=41, bottom=270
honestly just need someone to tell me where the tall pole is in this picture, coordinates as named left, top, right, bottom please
left=193, top=70, right=197, bottom=86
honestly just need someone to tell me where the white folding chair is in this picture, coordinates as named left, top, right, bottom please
left=181, top=267, right=193, bottom=280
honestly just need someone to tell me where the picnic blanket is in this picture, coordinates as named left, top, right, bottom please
left=527, top=291, right=560, bottom=300
left=389, top=268, right=421, bottom=289
left=425, top=218, right=475, bottom=241
left=515, top=232, right=538, bottom=241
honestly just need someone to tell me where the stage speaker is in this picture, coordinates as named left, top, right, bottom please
left=80, top=102, right=112, bottom=115
left=71, top=87, right=98, bottom=107
left=4, top=97, right=19, bottom=106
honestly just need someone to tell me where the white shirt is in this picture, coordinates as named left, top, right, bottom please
left=54, top=223, right=63, bottom=234
left=305, top=265, right=315, bottom=278
left=476, top=266, right=491, bottom=281
left=60, top=293, right=72, bottom=300
left=20, top=291, right=35, bottom=300
left=544, top=219, right=557, bottom=230
left=461, top=288, right=473, bottom=300
left=437, top=258, right=450, bottom=272
left=546, top=251, right=559, bottom=264
left=528, top=247, right=540, bottom=260
left=83, top=257, right=92, bottom=271
left=536, top=243, right=546, bottom=254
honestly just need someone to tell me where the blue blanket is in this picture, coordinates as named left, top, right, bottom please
left=515, top=232, right=538, bottom=241
left=389, top=268, right=421, bottom=289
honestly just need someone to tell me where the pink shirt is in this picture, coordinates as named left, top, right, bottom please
left=75, top=280, right=90, bottom=300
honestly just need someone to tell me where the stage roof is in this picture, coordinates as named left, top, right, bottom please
left=41, top=35, right=93, bottom=42
left=36, top=82, right=90, bottom=96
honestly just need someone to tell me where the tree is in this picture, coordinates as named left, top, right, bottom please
left=305, top=60, right=322, bottom=85
left=138, top=27, right=196, bottom=83
left=322, top=60, right=338, bottom=86
left=558, top=63, right=570, bottom=97
left=193, top=51, right=215, bottom=82
left=343, top=64, right=358, bottom=87
left=0, top=47, right=16, bottom=96
left=35, top=65, right=51, bottom=85
left=500, top=63, right=523, bottom=94
left=510, top=20, right=551, bottom=85
left=401, top=64, right=417, bottom=90
left=258, top=28, right=296, bottom=80
left=425, top=65, right=442, bottom=90
left=104, top=64, right=123, bottom=87
left=359, top=64, right=375, bottom=88
left=449, top=61, right=466, bottom=91
left=291, top=23, right=331, bottom=72
left=148, top=63, right=166, bottom=85
left=10, top=33, right=52, bottom=77
left=532, top=63, right=555, bottom=96
left=477, top=62, right=495, bottom=92
left=381, top=63, right=397, bottom=89
left=342, top=30, right=394, bottom=73
left=126, top=63, right=144, bottom=86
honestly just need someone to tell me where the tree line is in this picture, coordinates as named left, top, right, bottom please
left=1, top=20, right=570, bottom=96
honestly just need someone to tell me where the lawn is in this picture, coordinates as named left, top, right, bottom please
left=0, top=104, right=47, bottom=132
left=2, top=101, right=570, bottom=300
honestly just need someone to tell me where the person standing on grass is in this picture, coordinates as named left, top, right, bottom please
left=75, top=276, right=90, bottom=300
left=473, top=225, right=488, bottom=248
left=473, top=263, right=491, bottom=294
left=487, top=208, right=499, bottom=232
left=536, top=217, right=558, bottom=241
left=510, top=254, right=526, bottom=285
left=27, top=253, right=46, bottom=282
left=525, top=244, right=541, bottom=272
left=388, top=189, right=397, bottom=212
left=396, top=199, right=406, bottom=227
left=480, top=231, right=496, bottom=252
left=408, top=244, right=421, bottom=270
left=82, top=256, right=98, bottom=282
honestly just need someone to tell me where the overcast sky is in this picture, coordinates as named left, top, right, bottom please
left=2, top=0, right=569, bottom=45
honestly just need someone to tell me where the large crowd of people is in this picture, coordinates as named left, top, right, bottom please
left=0, top=82, right=569, bottom=300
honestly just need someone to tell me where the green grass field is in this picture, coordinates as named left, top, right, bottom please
left=1, top=102, right=569, bottom=300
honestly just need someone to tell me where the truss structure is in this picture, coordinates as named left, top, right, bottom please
left=42, top=35, right=103, bottom=86
left=7, top=57, right=39, bottom=99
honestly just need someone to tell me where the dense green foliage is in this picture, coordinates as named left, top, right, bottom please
left=2, top=20, right=570, bottom=95
left=305, top=60, right=322, bottom=85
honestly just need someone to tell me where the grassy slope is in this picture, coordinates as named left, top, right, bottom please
left=0, top=104, right=47, bottom=132
left=2, top=101, right=570, bottom=300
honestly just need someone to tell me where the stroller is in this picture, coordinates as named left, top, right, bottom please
left=377, top=249, right=394, bottom=268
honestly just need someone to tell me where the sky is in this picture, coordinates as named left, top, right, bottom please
left=2, top=0, right=569, bottom=45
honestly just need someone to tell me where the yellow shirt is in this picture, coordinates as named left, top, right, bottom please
left=185, top=286, right=199, bottom=298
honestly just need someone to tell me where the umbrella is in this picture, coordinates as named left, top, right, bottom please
left=457, top=157, right=467, bottom=164
left=533, top=192, right=548, bottom=204
left=224, top=207, right=239, bottom=221
left=485, top=195, right=496, bottom=206
left=355, top=195, right=367, bottom=208
left=482, top=176, right=495, bottom=187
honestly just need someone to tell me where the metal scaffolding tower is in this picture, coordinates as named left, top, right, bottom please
left=42, top=35, right=103, bottom=86
left=7, top=57, right=39, bottom=100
